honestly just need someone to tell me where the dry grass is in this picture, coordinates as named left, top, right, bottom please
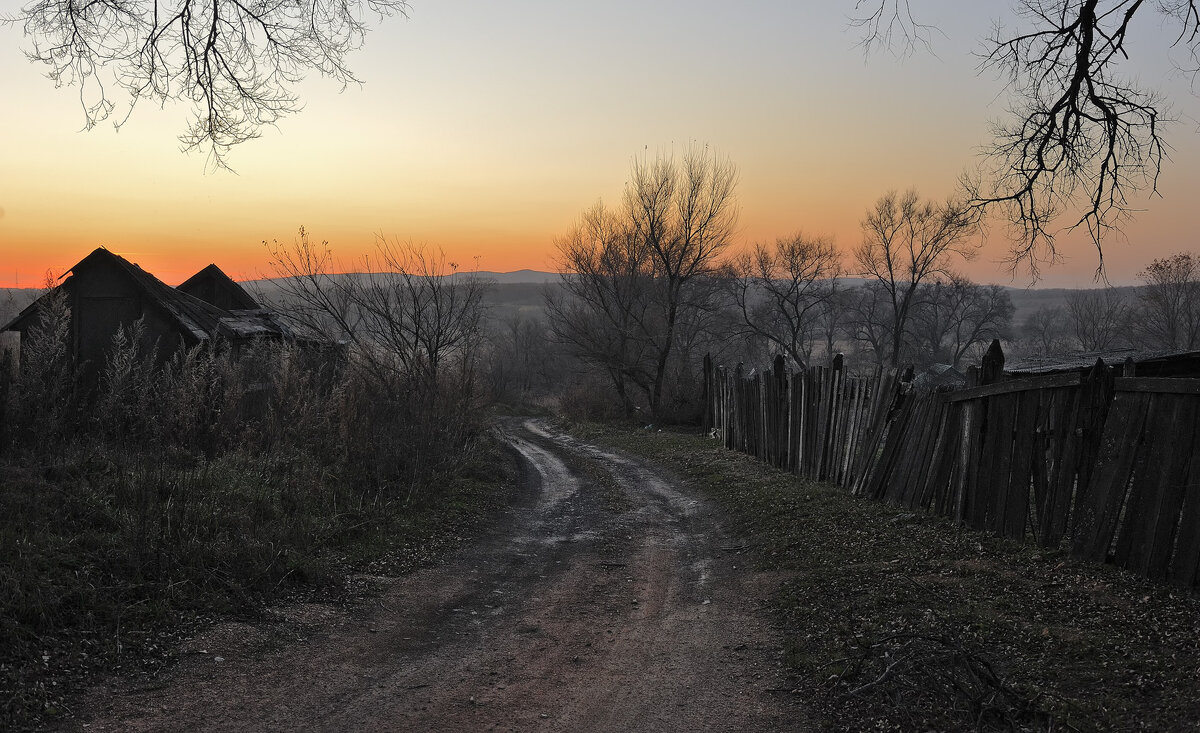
left=0, top=438, right=520, bottom=731
left=577, top=422, right=1200, bottom=732
left=0, top=303, right=512, bottom=731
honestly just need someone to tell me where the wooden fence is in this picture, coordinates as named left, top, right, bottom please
left=704, top=353, right=896, bottom=487
left=704, top=346, right=1200, bottom=589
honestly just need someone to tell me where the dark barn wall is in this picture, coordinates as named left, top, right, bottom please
left=69, top=262, right=190, bottom=379
left=179, top=277, right=236, bottom=311
left=177, top=267, right=259, bottom=311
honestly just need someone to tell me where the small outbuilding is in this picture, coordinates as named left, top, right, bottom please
left=0, top=248, right=307, bottom=381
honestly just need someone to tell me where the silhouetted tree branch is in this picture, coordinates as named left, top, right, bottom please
left=6, top=0, right=408, bottom=168
left=851, top=0, right=938, bottom=56
left=853, top=1, right=1200, bottom=279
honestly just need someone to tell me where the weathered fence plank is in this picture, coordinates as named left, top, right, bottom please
left=703, top=347, right=1200, bottom=590
left=1072, top=391, right=1151, bottom=562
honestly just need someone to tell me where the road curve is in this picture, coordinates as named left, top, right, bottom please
left=74, top=418, right=804, bottom=732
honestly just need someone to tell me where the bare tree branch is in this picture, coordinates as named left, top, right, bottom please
left=6, top=0, right=408, bottom=169
left=972, top=0, right=1200, bottom=278
left=850, top=0, right=939, bottom=56
left=853, top=1, right=1200, bottom=280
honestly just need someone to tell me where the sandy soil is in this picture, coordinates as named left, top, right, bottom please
left=70, top=419, right=806, bottom=732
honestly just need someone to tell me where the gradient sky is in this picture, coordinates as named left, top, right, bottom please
left=2, top=1, right=1199, bottom=288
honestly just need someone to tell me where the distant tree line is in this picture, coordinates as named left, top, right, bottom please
left=1016, top=252, right=1200, bottom=356
left=486, top=147, right=1200, bottom=422
left=522, top=147, right=1011, bottom=421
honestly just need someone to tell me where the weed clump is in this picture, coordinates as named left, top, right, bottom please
left=0, top=296, right=505, bottom=730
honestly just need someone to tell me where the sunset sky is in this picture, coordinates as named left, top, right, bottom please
left=2, top=1, right=1199, bottom=288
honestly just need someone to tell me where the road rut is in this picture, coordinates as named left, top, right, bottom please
left=75, top=419, right=803, bottom=732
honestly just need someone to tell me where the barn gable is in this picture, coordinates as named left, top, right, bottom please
left=178, top=264, right=261, bottom=311
left=0, top=248, right=294, bottom=378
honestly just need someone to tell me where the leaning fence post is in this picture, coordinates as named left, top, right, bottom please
left=980, top=339, right=1005, bottom=385
left=1073, top=358, right=1116, bottom=530
left=773, top=354, right=786, bottom=467
left=702, top=353, right=713, bottom=432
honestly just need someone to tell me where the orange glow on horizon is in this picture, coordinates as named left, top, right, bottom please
left=0, top=228, right=569, bottom=289
left=3, top=2, right=1199, bottom=292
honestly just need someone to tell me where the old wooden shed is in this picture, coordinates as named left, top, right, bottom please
left=0, top=248, right=300, bottom=380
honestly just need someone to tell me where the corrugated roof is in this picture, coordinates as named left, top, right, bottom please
left=218, top=309, right=292, bottom=339
left=1007, top=347, right=1200, bottom=375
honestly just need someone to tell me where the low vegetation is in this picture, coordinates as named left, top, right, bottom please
left=0, top=294, right=515, bottom=731
left=578, top=422, right=1200, bottom=731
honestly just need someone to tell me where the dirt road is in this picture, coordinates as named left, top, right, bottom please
left=74, top=419, right=804, bottom=732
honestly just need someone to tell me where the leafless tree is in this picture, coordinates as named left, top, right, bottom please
left=264, top=227, right=488, bottom=397
left=1065, top=286, right=1132, bottom=350
left=549, top=146, right=738, bottom=418
left=1136, top=251, right=1200, bottom=350
left=844, top=281, right=896, bottom=369
left=627, top=145, right=739, bottom=414
left=855, top=189, right=981, bottom=368
left=544, top=202, right=654, bottom=415
left=6, top=0, right=408, bottom=168
left=729, top=233, right=842, bottom=370
left=1020, top=305, right=1071, bottom=355
left=909, top=275, right=1015, bottom=368
left=853, top=1, right=1200, bottom=278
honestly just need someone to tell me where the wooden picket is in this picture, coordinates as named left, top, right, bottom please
left=703, top=345, right=1200, bottom=590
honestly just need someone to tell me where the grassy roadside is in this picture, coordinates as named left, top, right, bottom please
left=574, top=422, right=1200, bottom=732
left=0, top=433, right=522, bottom=732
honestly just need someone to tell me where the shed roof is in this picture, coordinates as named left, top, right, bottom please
left=0, top=248, right=288, bottom=342
left=178, top=264, right=261, bottom=310
left=1007, top=347, right=1200, bottom=377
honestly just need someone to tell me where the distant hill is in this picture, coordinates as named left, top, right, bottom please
left=2, top=272, right=1145, bottom=330
left=0, top=288, right=40, bottom=325
left=470, top=270, right=559, bottom=285
left=241, top=270, right=1145, bottom=330
left=1004, top=285, right=1141, bottom=325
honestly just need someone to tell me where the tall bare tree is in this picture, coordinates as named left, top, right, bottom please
left=1065, top=286, right=1132, bottom=351
left=1136, top=252, right=1200, bottom=351
left=549, top=146, right=738, bottom=418
left=1020, top=305, right=1071, bottom=355
left=627, top=146, right=739, bottom=414
left=729, top=233, right=842, bottom=370
left=855, top=189, right=980, bottom=368
left=854, top=1, right=1200, bottom=277
left=545, top=202, right=654, bottom=415
left=7, top=0, right=408, bottom=168
left=909, top=275, right=1015, bottom=368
